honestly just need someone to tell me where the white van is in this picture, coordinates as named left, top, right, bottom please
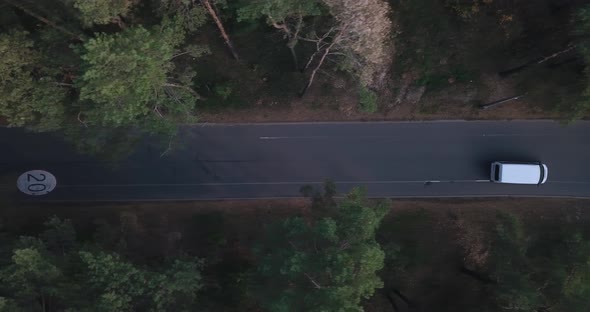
left=490, top=161, right=548, bottom=185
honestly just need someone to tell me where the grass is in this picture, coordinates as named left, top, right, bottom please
left=359, top=86, right=379, bottom=113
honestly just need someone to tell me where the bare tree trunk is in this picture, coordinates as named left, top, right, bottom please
left=163, top=82, right=202, bottom=99
left=300, top=46, right=331, bottom=97
left=287, top=15, right=303, bottom=71
left=537, top=45, right=576, bottom=64
left=391, top=288, right=413, bottom=307
left=459, top=265, right=495, bottom=284
left=479, top=94, right=526, bottom=110
left=289, top=47, right=299, bottom=71
left=300, top=27, right=345, bottom=97
left=499, top=45, right=576, bottom=77
left=4, top=0, right=82, bottom=41
left=382, top=289, right=399, bottom=312
left=113, top=16, right=127, bottom=30
left=200, top=0, right=239, bottom=60
left=269, top=15, right=301, bottom=70
left=304, top=272, right=322, bottom=289
left=41, top=293, right=46, bottom=312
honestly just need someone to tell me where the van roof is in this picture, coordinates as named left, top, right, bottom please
left=500, top=163, right=541, bottom=184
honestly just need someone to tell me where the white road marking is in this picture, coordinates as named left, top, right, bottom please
left=6, top=180, right=589, bottom=190
left=260, top=134, right=562, bottom=140
left=55, top=179, right=491, bottom=188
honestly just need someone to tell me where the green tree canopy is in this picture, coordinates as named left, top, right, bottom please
left=488, top=212, right=542, bottom=311
left=237, top=0, right=321, bottom=22
left=485, top=212, right=590, bottom=312
left=253, top=186, right=389, bottom=312
left=0, top=246, right=64, bottom=311
left=0, top=31, right=67, bottom=131
left=0, top=216, right=205, bottom=311
left=71, top=0, right=136, bottom=26
left=76, top=21, right=202, bottom=131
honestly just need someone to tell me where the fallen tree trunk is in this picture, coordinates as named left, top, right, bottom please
left=200, top=0, right=239, bottom=60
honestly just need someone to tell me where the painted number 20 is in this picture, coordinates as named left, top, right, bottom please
left=27, top=173, right=47, bottom=192
left=17, top=170, right=57, bottom=196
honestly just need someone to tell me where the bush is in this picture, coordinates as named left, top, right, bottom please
left=214, top=83, right=233, bottom=100
left=358, top=86, right=378, bottom=113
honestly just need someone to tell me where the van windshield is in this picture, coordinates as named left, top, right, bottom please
left=494, top=164, right=500, bottom=181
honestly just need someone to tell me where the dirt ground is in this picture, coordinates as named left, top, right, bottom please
left=2, top=197, right=586, bottom=238
left=199, top=73, right=563, bottom=123
left=200, top=98, right=556, bottom=123
left=1, top=197, right=586, bottom=254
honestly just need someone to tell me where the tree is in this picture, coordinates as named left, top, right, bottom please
left=487, top=212, right=541, bottom=311
left=79, top=251, right=204, bottom=311
left=482, top=212, right=590, bottom=312
left=0, top=247, right=64, bottom=311
left=319, top=0, right=393, bottom=88
left=526, top=227, right=590, bottom=312
left=151, top=258, right=204, bottom=311
left=40, top=216, right=77, bottom=255
left=237, top=0, right=322, bottom=69
left=75, top=20, right=204, bottom=131
left=0, top=213, right=206, bottom=311
left=78, top=250, right=148, bottom=310
left=71, top=0, right=137, bottom=27
left=0, top=31, right=67, bottom=131
left=238, top=0, right=393, bottom=94
left=3, top=0, right=83, bottom=41
left=253, top=186, right=389, bottom=311
left=158, top=0, right=208, bottom=32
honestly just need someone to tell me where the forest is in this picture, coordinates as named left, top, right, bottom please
left=2, top=1, right=590, bottom=311
left=1, top=186, right=590, bottom=311
left=1, top=0, right=590, bottom=154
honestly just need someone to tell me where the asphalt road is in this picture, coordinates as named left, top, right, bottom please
left=1, top=121, right=590, bottom=201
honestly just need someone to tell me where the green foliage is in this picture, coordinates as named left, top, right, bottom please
left=0, top=246, right=64, bottom=310
left=79, top=250, right=204, bottom=310
left=488, top=212, right=541, bottom=311
left=0, top=214, right=206, bottom=311
left=76, top=22, right=199, bottom=129
left=253, top=186, right=389, bottom=312
left=40, top=216, right=77, bottom=254
left=0, top=31, right=66, bottom=131
left=79, top=251, right=147, bottom=303
left=485, top=212, right=590, bottom=311
left=0, top=297, right=21, bottom=312
left=73, top=0, right=135, bottom=26
left=159, top=0, right=208, bottom=32
left=151, top=258, right=204, bottom=310
left=237, top=0, right=321, bottom=23
left=358, top=86, right=378, bottom=113
left=214, top=82, right=233, bottom=100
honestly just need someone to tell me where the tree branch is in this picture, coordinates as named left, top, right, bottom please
left=304, top=272, right=322, bottom=289
left=77, top=112, right=87, bottom=128
left=171, top=51, right=191, bottom=60
left=163, top=82, right=202, bottom=99
left=4, top=0, right=83, bottom=41
left=300, top=27, right=344, bottom=96
left=537, top=45, right=576, bottom=64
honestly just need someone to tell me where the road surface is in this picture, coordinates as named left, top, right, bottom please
left=1, top=121, right=589, bottom=201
